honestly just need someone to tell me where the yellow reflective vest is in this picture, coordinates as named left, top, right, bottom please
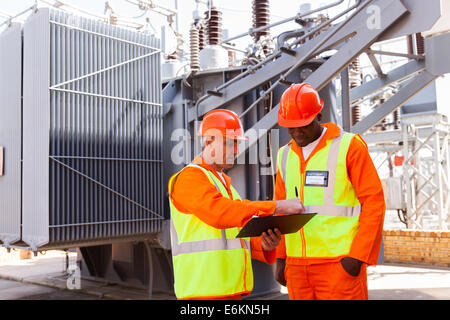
left=277, top=130, right=361, bottom=258
left=168, top=163, right=253, bottom=299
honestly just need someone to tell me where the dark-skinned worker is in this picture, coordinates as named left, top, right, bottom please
left=274, top=83, right=385, bottom=300
left=168, top=109, right=305, bottom=300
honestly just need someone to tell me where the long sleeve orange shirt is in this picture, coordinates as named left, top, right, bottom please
left=170, top=156, right=277, bottom=265
left=275, top=122, right=385, bottom=266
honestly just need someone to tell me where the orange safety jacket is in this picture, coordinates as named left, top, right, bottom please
left=170, top=156, right=277, bottom=299
left=275, top=122, right=385, bottom=266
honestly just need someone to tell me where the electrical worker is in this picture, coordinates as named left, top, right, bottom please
left=274, top=83, right=385, bottom=300
left=168, top=109, right=305, bottom=300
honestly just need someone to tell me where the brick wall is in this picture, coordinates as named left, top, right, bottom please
left=383, top=229, right=450, bottom=268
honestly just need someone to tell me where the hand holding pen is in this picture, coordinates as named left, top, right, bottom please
left=274, top=186, right=305, bottom=214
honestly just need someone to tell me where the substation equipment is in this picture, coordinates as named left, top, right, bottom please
left=0, top=0, right=449, bottom=298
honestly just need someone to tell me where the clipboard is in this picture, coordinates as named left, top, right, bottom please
left=235, top=213, right=317, bottom=238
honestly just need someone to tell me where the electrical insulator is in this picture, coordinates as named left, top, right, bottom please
left=252, top=0, right=270, bottom=41
left=205, top=7, right=222, bottom=45
left=190, top=23, right=200, bottom=71
left=349, top=58, right=362, bottom=126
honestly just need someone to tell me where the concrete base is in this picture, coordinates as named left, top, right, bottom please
left=0, top=252, right=449, bottom=300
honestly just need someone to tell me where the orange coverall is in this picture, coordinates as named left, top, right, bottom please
left=275, top=122, right=385, bottom=300
left=170, top=156, right=277, bottom=300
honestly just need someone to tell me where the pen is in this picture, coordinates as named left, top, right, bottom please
left=295, top=186, right=298, bottom=198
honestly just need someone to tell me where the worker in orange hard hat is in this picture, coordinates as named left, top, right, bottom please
left=168, top=109, right=305, bottom=300
left=274, top=83, right=385, bottom=300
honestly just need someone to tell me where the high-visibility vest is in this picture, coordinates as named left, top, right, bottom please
left=168, top=163, right=253, bottom=299
left=277, top=130, right=361, bottom=258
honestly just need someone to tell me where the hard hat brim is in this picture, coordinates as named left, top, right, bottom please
left=278, top=110, right=321, bottom=128
left=278, top=116, right=315, bottom=128
left=197, top=132, right=249, bottom=141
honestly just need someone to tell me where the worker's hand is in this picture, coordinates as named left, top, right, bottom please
left=261, top=228, right=282, bottom=251
left=340, top=257, right=363, bottom=277
left=275, top=258, right=287, bottom=286
left=274, top=198, right=305, bottom=214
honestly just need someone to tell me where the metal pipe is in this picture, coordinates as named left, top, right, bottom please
left=195, top=0, right=364, bottom=122
left=174, top=0, right=179, bottom=34
left=220, top=43, right=248, bottom=54
left=405, top=132, right=435, bottom=165
left=51, top=51, right=160, bottom=88
left=224, top=1, right=350, bottom=88
left=0, top=4, right=36, bottom=28
left=433, top=125, right=446, bottom=229
left=221, top=0, right=345, bottom=44
left=125, top=0, right=177, bottom=15
left=194, top=51, right=281, bottom=120
left=50, top=87, right=162, bottom=107
left=276, top=29, right=305, bottom=49
left=239, top=0, right=368, bottom=119
left=416, top=174, right=437, bottom=195
left=196, top=0, right=359, bottom=118
left=0, top=10, right=12, bottom=20
left=341, top=67, right=351, bottom=131
left=407, top=188, right=439, bottom=223
left=366, top=49, right=424, bottom=60
left=418, top=189, right=439, bottom=208
left=50, top=20, right=159, bottom=50
left=288, top=0, right=364, bottom=49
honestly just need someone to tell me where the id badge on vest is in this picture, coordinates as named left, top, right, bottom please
left=304, top=170, right=329, bottom=187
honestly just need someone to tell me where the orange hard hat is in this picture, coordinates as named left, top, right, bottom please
left=278, top=83, right=324, bottom=127
left=197, top=109, right=248, bottom=140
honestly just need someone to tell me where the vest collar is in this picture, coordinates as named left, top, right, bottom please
left=289, top=122, right=341, bottom=164
left=193, top=156, right=232, bottom=196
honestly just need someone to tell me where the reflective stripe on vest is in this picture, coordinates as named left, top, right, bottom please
left=170, top=164, right=250, bottom=256
left=279, top=132, right=361, bottom=217
left=278, top=130, right=361, bottom=258
left=168, top=163, right=253, bottom=299
left=170, top=222, right=248, bottom=256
